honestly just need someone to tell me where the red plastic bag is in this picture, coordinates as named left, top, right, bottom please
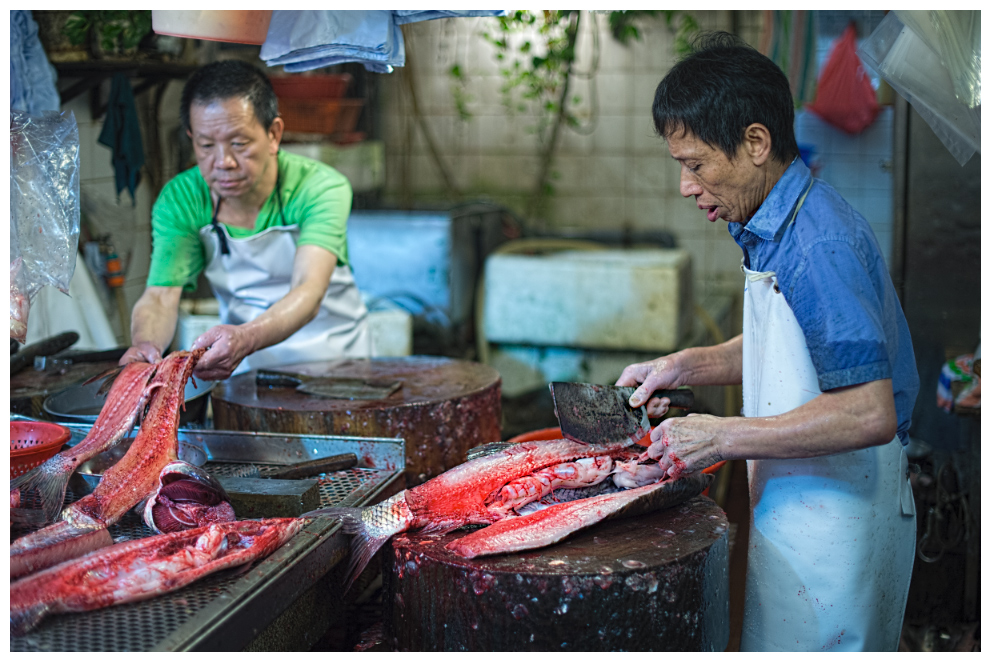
left=808, top=25, right=880, bottom=134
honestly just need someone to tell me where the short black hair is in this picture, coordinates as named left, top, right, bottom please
left=652, top=31, right=799, bottom=164
left=180, top=60, right=279, bottom=133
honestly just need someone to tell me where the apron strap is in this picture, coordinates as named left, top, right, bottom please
left=210, top=197, right=230, bottom=256
left=210, top=162, right=287, bottom=255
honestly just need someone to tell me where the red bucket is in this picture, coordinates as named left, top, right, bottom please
left=506, top=426, right=726, bottom=495
left=10, top=421, right=71, bottom=479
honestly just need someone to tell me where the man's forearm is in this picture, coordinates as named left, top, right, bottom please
left=678, top=334, right=743, bottom=386
left=720, top=378, right=898, bottom=460
left=130, top=288, right=182, bottom=353
left=237, top=282, right=325, bottom=354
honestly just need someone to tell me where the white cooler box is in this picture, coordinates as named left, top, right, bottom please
left=483, top=249, right=693, bottom=353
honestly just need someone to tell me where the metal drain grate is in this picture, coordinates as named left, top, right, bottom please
left=11, top=462, right=394, bottom=652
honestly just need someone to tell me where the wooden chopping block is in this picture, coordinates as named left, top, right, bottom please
left=212, top=357, right=502, bottom=486
left=383, top=495, right=730, bottom=652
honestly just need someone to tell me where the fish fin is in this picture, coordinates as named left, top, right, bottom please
left=304, top=506, right=391, bottom=592
left=10, top=602, right=50, bottom=636
left=465, top=442, right=514, bottom=462
left=9, top=460, right=72, bottom=524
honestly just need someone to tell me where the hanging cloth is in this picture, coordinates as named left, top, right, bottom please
left=97, top=73, right=145, bottom=205
left=759, top=10, right=819, bottom=107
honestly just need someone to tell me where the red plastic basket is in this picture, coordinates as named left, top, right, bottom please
left=505, top=426, right=726, bottom=496
left=10, top=421, right=71, bottom=478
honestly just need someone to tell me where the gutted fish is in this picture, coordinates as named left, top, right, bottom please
left=10, top=517, right=304, bottom=635
left=310, top=438, right=711, bottom=589
left=447, top=473, right=711, bottom=558
left=142, top=461, right=235, bottom=534
left=10, top=362, right=158, bottom=525
left=10, top=350, right=204, bottom=578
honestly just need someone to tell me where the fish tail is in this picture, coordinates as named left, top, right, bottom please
left=306, top=493, right=413, bottom=592
left=9, top=457, right=74, bottom=524
left=10, top=602, right=51, bottom=636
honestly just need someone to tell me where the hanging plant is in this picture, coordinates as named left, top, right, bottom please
left=63, top=10, right=152, bottom=59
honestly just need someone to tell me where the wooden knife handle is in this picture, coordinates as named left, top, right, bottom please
left=267, top=453, right=358, bottom=480
left=654, top=388, right=694, bottom=409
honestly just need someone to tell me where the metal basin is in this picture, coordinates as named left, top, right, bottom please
left=68, top=439, right=207, bottom=496
left=43, top=375, right=215, bottom=426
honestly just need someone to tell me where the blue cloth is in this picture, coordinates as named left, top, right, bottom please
left=728, top=158, right=919, bottom=443
left=97, top=73, right=144, bottom=205
left=261, top=10, right=504, bottom=73
left=10, top=10, right=60, bottom=114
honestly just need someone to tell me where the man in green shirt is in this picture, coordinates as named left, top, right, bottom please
left=120, top=61, right=370, bottom=380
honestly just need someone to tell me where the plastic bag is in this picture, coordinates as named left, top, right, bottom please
left=859, top=12, right=980, bottom=166
left=896, top=10, right=980, bottom=109
left=10, top=110, right=81, bottom=342
left=807, top=24, right=880, bottom=134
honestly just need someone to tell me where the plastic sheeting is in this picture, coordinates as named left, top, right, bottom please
left=858, top=12, right=980, bottom=165
left=260, top=10, right=504, bottom=73
left=10, top=111, right=81, bottom=341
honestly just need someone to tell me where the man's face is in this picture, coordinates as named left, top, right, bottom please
left=667, top=128, right=765, bottom=225
left=188, top=97, right=281, bottom=200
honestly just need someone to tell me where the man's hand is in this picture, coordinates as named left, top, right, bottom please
left=644, top=413, right=726, bottom=479
left=190, top=324, right=256, bottom=380
left=120, top=341, right=164, bottom=366
left=616, top=354, right=685, bottom=417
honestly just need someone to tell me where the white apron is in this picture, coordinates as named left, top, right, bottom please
left=739, top=262, right=917, bottom=651
left=199, top=217, right=371, bottom=375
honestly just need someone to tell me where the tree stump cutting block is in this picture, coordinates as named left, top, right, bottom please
left=212, top=357, right=502, bottom=486
left=383, top=495, right=729, bottom=651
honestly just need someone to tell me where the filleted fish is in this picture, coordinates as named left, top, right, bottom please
left=313, top=438, right=712, bottom=587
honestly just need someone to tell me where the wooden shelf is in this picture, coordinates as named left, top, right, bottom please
left=53, top=60, right=198, bottom=117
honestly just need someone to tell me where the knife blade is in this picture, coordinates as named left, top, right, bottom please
left=549, top=382, right=694, bottom=449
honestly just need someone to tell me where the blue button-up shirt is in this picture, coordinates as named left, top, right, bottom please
left=728, top=158, right=919, bottom=443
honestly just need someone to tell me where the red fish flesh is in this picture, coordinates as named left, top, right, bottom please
left=141, top=461, right=235, bottom=534
left=10, top=350, right=204, bottom=578
left=10, top=362, right=158, bottom=525
left=10, top=517, right=305, bottom=635
left=314, top=438, right=711, bottom=588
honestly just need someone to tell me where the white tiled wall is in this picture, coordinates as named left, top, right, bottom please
left=379, top=11, right=758, bottom=298
left=379, top=11, right=895, bottom=295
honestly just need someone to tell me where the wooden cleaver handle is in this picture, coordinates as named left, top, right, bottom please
left=653, top=388, right=694, bottom=409
left=267, top=453, right=358, bottom=480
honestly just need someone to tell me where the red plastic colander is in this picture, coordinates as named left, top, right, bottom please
left=10, top=421, right=71, bottom=479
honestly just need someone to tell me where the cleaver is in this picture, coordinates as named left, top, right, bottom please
left=256, top=369, right=402, bottom=400
left=549, top=382, right=694, bottom=449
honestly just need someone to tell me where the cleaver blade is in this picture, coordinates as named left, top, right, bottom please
left=549, top=382, right=694, bottom=450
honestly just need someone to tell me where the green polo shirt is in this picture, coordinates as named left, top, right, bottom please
left=147, top=150, right=353, bottom=291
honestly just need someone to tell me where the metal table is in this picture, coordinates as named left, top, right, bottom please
left=10, top=427, right=405, bottom=652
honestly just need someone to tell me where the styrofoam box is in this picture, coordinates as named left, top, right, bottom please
left=483, top=249, right=693, bottom=352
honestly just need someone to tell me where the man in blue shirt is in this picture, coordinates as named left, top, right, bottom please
left=617, top=33, right=918, bottom=651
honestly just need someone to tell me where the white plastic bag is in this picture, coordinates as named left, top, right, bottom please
left=10, top=110, right=81, bottom=342
left=858, top=12, right=980, bottom=166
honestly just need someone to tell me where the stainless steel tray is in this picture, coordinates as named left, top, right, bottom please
left=11, top=427, right=405, bottom=652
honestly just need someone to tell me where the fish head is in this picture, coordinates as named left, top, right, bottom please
left=143, top=461, right=235, bottom=534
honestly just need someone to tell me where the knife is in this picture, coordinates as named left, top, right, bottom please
left=549, top=382, right=694, bottom=449
left=255, top=369, right=403, bottom=400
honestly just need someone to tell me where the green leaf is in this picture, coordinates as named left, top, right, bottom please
left=62, top=13, right=91, bottom=46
